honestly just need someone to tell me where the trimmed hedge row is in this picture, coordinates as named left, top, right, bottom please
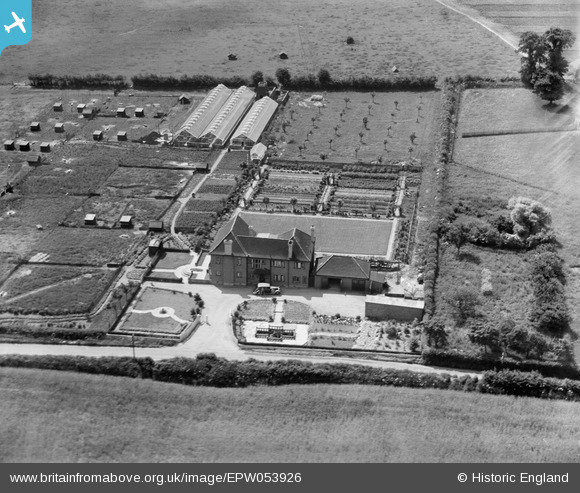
left=422, top=349, right=580, bottom=380
left=284, top=74, right=438, bottom=92
left=0, top=325, right=108, bottom=341
left=131, top=74, right=249, bottom=90
left=1, top=354, right=579, bottom=401
left=29, top=74, right=129, bottom=90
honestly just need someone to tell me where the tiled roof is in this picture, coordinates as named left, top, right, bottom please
left=316, top=255, right=371, bottom=280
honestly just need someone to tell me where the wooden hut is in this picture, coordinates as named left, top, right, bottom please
left=84, top=214, right=97, bottom=225
left=30, top=122, right=41, bottom=132
left=117, top=131, right=127, bottom=141
left=119, top=215, right=133, bottom=228
left=55, top=123, right=65, bottom=133
left=40, top=142, right=51, bottom=152
left=92, top=130, right=103, bottom=141
left=135, top=107, right=145, bottom=117
left=3, top=140, right=15, bottom=151
left=53, top=102, right=63, bottom=112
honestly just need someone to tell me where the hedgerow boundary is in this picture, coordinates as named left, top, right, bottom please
left=1, top=353, right=580, bottom=402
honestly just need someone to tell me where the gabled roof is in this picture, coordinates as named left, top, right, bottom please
left=316, top=255, right=371, bottom=279
left=210, top=215, right=312, bottom=261
left=231, top=97, right=278, bottom=144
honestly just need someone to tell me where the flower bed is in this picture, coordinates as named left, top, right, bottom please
left=184, top=199, right=224, bottom=213
left=238, top=299, right=275, bottom=321
left=174, top=211, right=216, bottom=234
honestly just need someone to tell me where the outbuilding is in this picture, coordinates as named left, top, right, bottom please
left=117, top=107, right=127, bottom=117
left=148, top=220, right=164, bottom=232
left=76, top=103, right=86, bottom=113
left=117, top=131, right=127, bottom=141
left=279, top=51, right=288, bottom=60
left=18, top=141, right=30, bottom=151
left=3, top=140, right=15, bottom=151
left=135, top=107, right=145, bottom=117
left=26, top=154, right=42, bottom=165
left=315, top=255, right=382, bottom=292
left=178, top=94, right=191, bottom=105
left=148, top=238, right=163, bottom=256
left=365, top=295, right=424, bottom=322
left=194, top=162, right=210, bottom=173
left=84, top=213, right=97, bottom=225
left=54, top=123, right=65, bottom=133
left=53, top=102, right=63, bottom=112
left=119, top=215, right=133, bottom=228
left=82, top=107, right=95, bottom=119
left=250, top=142, right=267, bottom=164
left=30, top=122, right=41, bottom=132
left=40, top=142, right=51, bottom=152
left=92, top=130, right=103, bottom=141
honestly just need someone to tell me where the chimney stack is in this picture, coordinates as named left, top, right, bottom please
left=248, top=225, right=256, bottom=237
left=224, top=239, right=233, bottom=255
left=287, top=239, right=294, bottom=259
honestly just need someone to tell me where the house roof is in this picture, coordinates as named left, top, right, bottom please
left=231, top=97, right=278, bottom=144
left=316, top=255, right=371, bottom=280
left=210, top=215, right=312, bottom=261
left=250, top=142, right=267, bottom=160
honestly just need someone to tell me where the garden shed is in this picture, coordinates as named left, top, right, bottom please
left=195, top=162, right=209, bottom=172
left=250, top=142, right=267, bottom=164
left=178, top=94, right=191, bottom=105
left=76, top=103, right=86, bottom=113
left=18, top=141, right=30, bottom=151
left=135, top=108, right=145, bottom=117
left=40, top=142, right=51, bottom=152
left=117, top=107, right=126, bottom=117
left=53, top=102, right=63, bottom=112
left=54, top=123, right=65, bottom=133
left=83, top=107, right=95, bottom=119
left=148, top=238, right=163, bottom=256
left=117, top=131, right=127, bottom=141
left=30, top=122, right=41, bottom=132
left=119, top=215, right=133, bottom=228
left=3, top=140, right=15, bottom=150
left=84, top=213, right=97, bottom=225
left=92, top=130, right=103, bottom=141
left=26, top=154, right=42, bottom=165
left=148, top=221, right=164, bottom=232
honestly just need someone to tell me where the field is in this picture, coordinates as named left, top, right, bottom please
left=0, top=265, right=116, bottom=315
left=441, top=87, right=580, bottom=354
left=214, top=151, right=249, bottom=178
left=239, top=211, right=394, bottom=257
left=198, top=177, right=237, bottom=196
left=0, top=0, right=520, bottom=84
left=30, top=227, right=143, bottom=266
left=276, top=91, right=437, bottom=164
left=2, top=368, right=580, bottom=462
left=459, top=0, right=580, bottom=63
left=100, top=167, right=192, bottom=198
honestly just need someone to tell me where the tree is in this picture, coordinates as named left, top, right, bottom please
left=371, top=92, right=376, bottom=103
left=468, top=320, right=501, bottom=354
left=319, top=153, right=327, bottom=163
left=543, top=27, right=576, bottom=77
left=311, top=116, right=316, bottom=127
left=422, top=319, right=448, bottom=348
left=344, top=97, right=350, bottom=109
left=275, top=67, right=291, bottom=86
left=394, top=100, right=399, bottom=110
left=333, top=125, right=339, bottom=136
left=367, top=104, right=372, bottom=115
left=410, top=132, right=417, bottom=144
left=290, top=197, right=298, bottom=213
left=507, top=196, right=552, bottom=240
left=289, top=109, right=295, bottom=120
left=354, top=145, right=360, bottom=159
left=534, top=69, right=565, bottom=104
left=445, top=222, right=471, bottom=255
left=383, top=139, right=388, bottom=150
left=346, top=36, right=355, bottom=45
left=517, top=31, right=546, bottom=86
left=408, top=146, right=413, bottom=160
left=251, top=70, right=264, bottom=86
left=362, top=117, right=368, bottom=129
left=358, top=131, right=364, bottom=143
left=318, top=68, right=331, bottom=85
left=337, top=199, right=343, bottom=213
left=262, top=196, right=270, bottom=210
left=448, top=287, right=480, bottom=323
left=328, top=138, right=333, bottom=150
left=298, top=145, right=304, bottom=157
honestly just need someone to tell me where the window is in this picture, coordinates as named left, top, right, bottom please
left=273, top=274, right=285, bottom=282
left=250, top=259, right=265, bottom=268
left=215, top=271, right=222, bottom=276
left=236, top=272, right=242, bottom=278
left=292, top=276, right=300, bottom=283
left=215, top=257, right=221, bottom=265
left=273, top=260, right=285, bottom=268
left=302, top=276, right=307, bottom=284
left=294, top=262, right=304, bottom=269
left=237, top=258, right=243, bottom=266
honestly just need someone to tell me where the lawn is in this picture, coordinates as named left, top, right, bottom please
left=120, top=312, right=187, bottom=335
left=2, top=368, right=580, bottom=462
left=0, top=0, right=519, bottom=84
left=276, top=91, right=437, bottom=164
left=174, top=211, right=216, bottom=234
left=239, top=299, right=275, bottom=321
left=282, top=300, right=312, bottom=324
left=0, top=265, right=116, bottom=315
left=239, top=211, right=394, bottom=257
left=155, top=251, right=194, bottom=271
left=100, top=167, right=192, bottom=198
left=132, top=287, right=195, bottom=321
left=31, top=227, right=143, bottom=265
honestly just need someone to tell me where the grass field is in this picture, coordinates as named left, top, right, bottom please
left=30, top=227, right=143, bottom=265
left=239, top=211, right=393, bottom=257
left=100, top=167, right=192, bottom=199
left=1, top=368, right=579, bottom=462
left=155, top=251, right=194, bottom=271
left=131, top=287, right=195, bottom=321
left=277, top=91, right=437, bottom=164
left=444, top=87, right=580, bottom=355
left=0, top=265, right=116, bottom=314
left=0, top=0, right=519, bottom=84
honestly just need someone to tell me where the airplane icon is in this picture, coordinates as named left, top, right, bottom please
left=4, top=12, right=26, bottom=34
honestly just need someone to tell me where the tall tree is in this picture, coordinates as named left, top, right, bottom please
left=517, top=31, right=546, bottom=86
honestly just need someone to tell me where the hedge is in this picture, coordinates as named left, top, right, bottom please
left=283, top=74, right=438, bottom=92
left=2, top=353, right=580, bottom=401
left=131, top=74, right=249, bottom=91
left=29, top=74, right=129, bottom=90
left=0, top=325, right=108, bottom=341
left=422, top=349, right=580, bottom=380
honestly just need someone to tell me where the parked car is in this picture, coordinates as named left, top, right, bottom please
left=253, top=283, right=281, bottom=296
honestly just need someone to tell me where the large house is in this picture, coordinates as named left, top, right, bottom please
left=209, top=214, right=385, bottom=292
left=209, top=215, right=314, bottom=288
